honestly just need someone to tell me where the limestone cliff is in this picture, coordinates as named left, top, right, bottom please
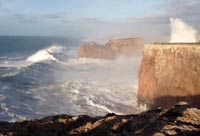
left=78, top=38, right=143, bottom=59
left=138, top=43, right=200, bottom=108
left=78, top=42, right=115, bottom=59
left=106, top=38, right=143, bottom=57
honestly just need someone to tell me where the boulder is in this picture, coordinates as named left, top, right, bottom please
left=78, top=38, right=143, bottom=59
left=138, top=43, right=200, bottom=108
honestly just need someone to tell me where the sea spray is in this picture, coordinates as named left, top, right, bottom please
left=169, top=18, right=198, bottom=43
left=26, top=45, right=64, bottom=63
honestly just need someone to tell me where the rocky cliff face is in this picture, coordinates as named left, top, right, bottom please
left=78, top=38, right=143, bottom=59
left=138, top=43, right=200, bottom=108
left=78, top=42, right=115, bottom=59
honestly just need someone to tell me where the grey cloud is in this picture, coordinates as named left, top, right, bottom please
left=159, top=0, right=200, bottom=24
left=41, top=13, right=68, bottom=20
left=77, top=17, right=109, bottom=24
left=129, top=15, right=170, bottom=25
left=0, top=0, right=199, bottom=43
left=165, top=0, right=200, bottom=31
left=128, top=0, right=200, bottom=25
left=167, top=0, right=200, bottom=16
left=117, top=0, right=200, bottom=42
left=1, top=11, right=69, bottom=24
left=4, top=13, right=39, bottom=23
left=42, top=14, right=63, bottom=19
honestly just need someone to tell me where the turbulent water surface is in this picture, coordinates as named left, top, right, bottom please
left=0, top=36, right=145, bottom=122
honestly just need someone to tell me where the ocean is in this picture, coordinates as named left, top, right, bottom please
left=0, top=36, right=145, bottom=122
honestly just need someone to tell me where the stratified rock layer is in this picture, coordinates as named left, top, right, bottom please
left=138, top=43, right=200, bottom=108
left=78, top=38, right=143, bottom=59
left=0, top=103, right=200, bottom=136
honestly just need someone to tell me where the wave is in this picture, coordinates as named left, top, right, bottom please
left=0, top=43, right=144, bottom=121
left=0, top=61, right=61, bottom=85
left=0, top=45, right=68, bottom=83
left=85, top=96, right=121, bottom=114
left=26, top=45, right=64, bottom=63
left=0, top=45, right=66, bottom=77
left=0, top=56, right=7, bottom=60
left=0, top=45, right=67, bottom=68
left=0, top=67, right=21, bottom=78
left=0, top=79, right=144, bottom=121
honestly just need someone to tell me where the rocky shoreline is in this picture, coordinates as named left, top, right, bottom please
left=0, top=102, right=200, bottom=136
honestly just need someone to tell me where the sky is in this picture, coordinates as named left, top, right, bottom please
left=0, top=0, right=200, bottom=42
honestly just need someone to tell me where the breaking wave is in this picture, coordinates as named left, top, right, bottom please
left=0, top=44, right=145, bottom=122
left=26, top=45, right=64, bottom=63
left=169, top=18, right=199, bottom=43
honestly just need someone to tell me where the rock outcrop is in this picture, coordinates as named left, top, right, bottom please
left=0, top=102, right=200, bottom=136
left=78, top=38, right=143, bottom=59
left=138, top=43, right=200, bottom=108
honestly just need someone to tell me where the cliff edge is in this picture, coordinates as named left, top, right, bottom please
left=138, top=44, right=200, bottom=108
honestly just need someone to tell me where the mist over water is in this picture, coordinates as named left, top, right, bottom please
left=169, top=18, right=199, bottom=43
left=0, top=37, right=145, bottom=122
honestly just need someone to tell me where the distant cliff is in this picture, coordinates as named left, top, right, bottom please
left=78, top=38, right=143, bottom=59
left=138, top=43, right=200, bottom=108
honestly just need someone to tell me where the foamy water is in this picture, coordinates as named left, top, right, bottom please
left=0, top=44, right=145, bottom=122
left=26, top=45, right=64, bottom=63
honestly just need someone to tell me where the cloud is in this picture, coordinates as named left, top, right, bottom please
left=41, top=13, right=68, bottom=20
left=164, top=0, right=200, bottom=34
left=116, top=0, right=200, bottom=42
left=0, top=0, right=199, bottom=43
left=0, top=10, right=69, bottom=24
left=167, top=0, right=200, bottom=16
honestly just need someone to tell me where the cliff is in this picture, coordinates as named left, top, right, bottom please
left=78, top=42, right=115, bottom=59
left=0, top=102, right=200, bottom=136
left=138, top=43, right=200, bottom=108
left=78, top=38, right=143, bottom=59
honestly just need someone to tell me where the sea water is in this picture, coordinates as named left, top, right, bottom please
left=0, top=36, right=145, bottom=122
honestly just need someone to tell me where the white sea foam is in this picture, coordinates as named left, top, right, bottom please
left=0, top=71, right=21, bottom=78
left=26, top=45, right=64, bottom=63
left=169, top=18, right=199, bottom=43
left=85, top=96, right=119, bottom=114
